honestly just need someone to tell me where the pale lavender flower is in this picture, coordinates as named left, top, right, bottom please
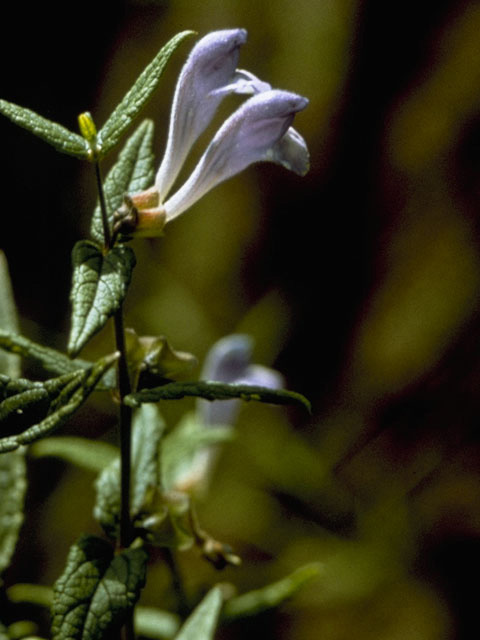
left=119, top=29, right=309, bottom=236
left=172, top=334, right=283, bottom=493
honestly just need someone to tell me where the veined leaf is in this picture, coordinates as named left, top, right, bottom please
left=0, top=252, right=20, bottom=377
left=90, top=119, right=155, bottom=244
left=94, top=404, right=164, bottom=539
left=222, top=563, right=322, bottom=620
left=0, top=330, right=115, bottom=390
left=0, top=253, right=27, bottom=576
left=6, top=584, right=181, bottom=640
left=0, top=354, right=118, bottom=454
left=0, top=448, right=27, bottom=573
left=68, top=241, right=136, bottom=356
left=125, top=381, right=311, bottom=413
left=0, top=99, right=88, bottom=158
left=174, top=587, right=222, bottom=640
left=51, top=534, right=147, bottom=640
left=96, top=31, right=195, bottom=157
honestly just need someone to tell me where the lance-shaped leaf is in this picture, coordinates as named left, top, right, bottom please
left=29, top=436, right=117, bottom=473
left=0, top=99, right=88, bottom=158
left=96, top=31, right=195, bottom=158
left=0, top=252, right=20, bottom=377
left=0, top=354, right=118, bottom=454
left=0, top=330, right=115, bottom=390
left=0, top=253, right=27, bottom=575
left=125, top=381, right=311, bottom=413
left=94, top=404, right=164, bottom=539
left=174, top=587, right=222, bottom=640
left=222, top=563, right=321, bottom=621
left=0, top=448, right=27, bottom=573
left=68, top=241, right=136, bottom=356
left=51, top=534, right=147, bottom=640
left=90, top=119, right=155, bottom=244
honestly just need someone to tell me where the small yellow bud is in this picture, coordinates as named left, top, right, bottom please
left=78, top=111, right=97, bottom=142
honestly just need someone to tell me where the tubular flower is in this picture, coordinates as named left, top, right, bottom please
left=172, top=334, right=284, bottom=493
left=116, top=28, right=309, bottom=237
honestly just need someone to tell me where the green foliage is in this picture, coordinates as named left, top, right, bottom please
left=94, top=404, right=165, bottom=539
left=0, top=253, right=21, bottom=377
left=0, top=253, right=27, bottom=575
left=0, top=99, right=89, bottom=158
left=51, top=534, right=147, bottom=640
left=125, top=380, right=311, bottom=412
left=161, top=412, right=233, bottom=492
left=223, top=563, right=321, bottom=620
left=0, top=331, right=115, bottom=390
left=29, top=436, right=118, bottom=473
left=173, top=587, right=222, bottom=640
left=0, top=449, right=26, bottom=574
left=0, top=354, right=117, bottom=453
left=68, top=242, right=136, bottom=356
left=90, top=119, right=156, bottom=245
left=96, top=31, right=195, bottom=158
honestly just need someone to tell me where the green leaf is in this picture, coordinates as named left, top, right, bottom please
left=29, top=436, right=118, bottom=473
left=0, top=330, right=115, bottom=390
left=161, top=412, right=232, bottom=492
left=94, top=404, right=164, bottom=538
left=174, top=587, right=222, bottom=640
left=125, top=381, right=311, bottom=413
left=68, top=241, right=136, bottom=356
left=0, top=252, right=20, bottom=377
left=51, top=534, right=147, bottom=640
left=0, top=354, right=118, bottom=454
left=135, top=606, right=180, bottom=640
left=222, top=563, right=321, bottom=621
left=0, top=621, right=8, bottom=640
left=0, top=448, right=27, bottom=574
left=90, top=119, right=155, bottom=244
left=0, top=99, right=88, bottom=158
left=96, top=31, right=195, bottom=157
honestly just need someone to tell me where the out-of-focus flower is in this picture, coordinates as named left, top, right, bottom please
left=172, top=334, right=284, bottom=493
left=115, top=29, right=309, bottom=237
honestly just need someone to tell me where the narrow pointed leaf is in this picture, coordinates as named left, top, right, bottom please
left=29, top=436, right=117, bottom=473
left=90, top=119, right=155, bottom=244
left=0, top=448, right=27, bottom=573
left=0, top=252, right=20, bottom=377
left=0, top=254, right=27, bottom=573
left=0, top=330, right=115, bottom=390
left=174, top=587, right=222, bottom=640
left=125, top=381, right=311, bottom=413
left=0, top=354, right=118, bottom=453
left=68, top=241, right=136, bottom=356
left=223, top=563, right=321, bottom=620
left=51, top=534, right=147, bottom=640
left=94, top=404, right=164, bottom=538
left=97, top=31, right=195, bottom=157
left=0, top=99, right=88, bottom=158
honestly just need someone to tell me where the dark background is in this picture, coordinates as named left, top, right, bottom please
left=2, top=1, right=480, bottom=638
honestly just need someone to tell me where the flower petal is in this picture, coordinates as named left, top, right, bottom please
left=164, top=89, right=309, bottom=220
left=155, top=28, right=247, bottom=200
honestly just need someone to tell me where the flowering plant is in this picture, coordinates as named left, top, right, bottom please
left=0, top=28, right=314, bottom=640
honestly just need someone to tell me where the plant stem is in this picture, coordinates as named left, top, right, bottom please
left=94, top=161, right=112, bottom=249
left=163, top=548, right=189, bottom=617
left=114, top=307, right=134, bottom=548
